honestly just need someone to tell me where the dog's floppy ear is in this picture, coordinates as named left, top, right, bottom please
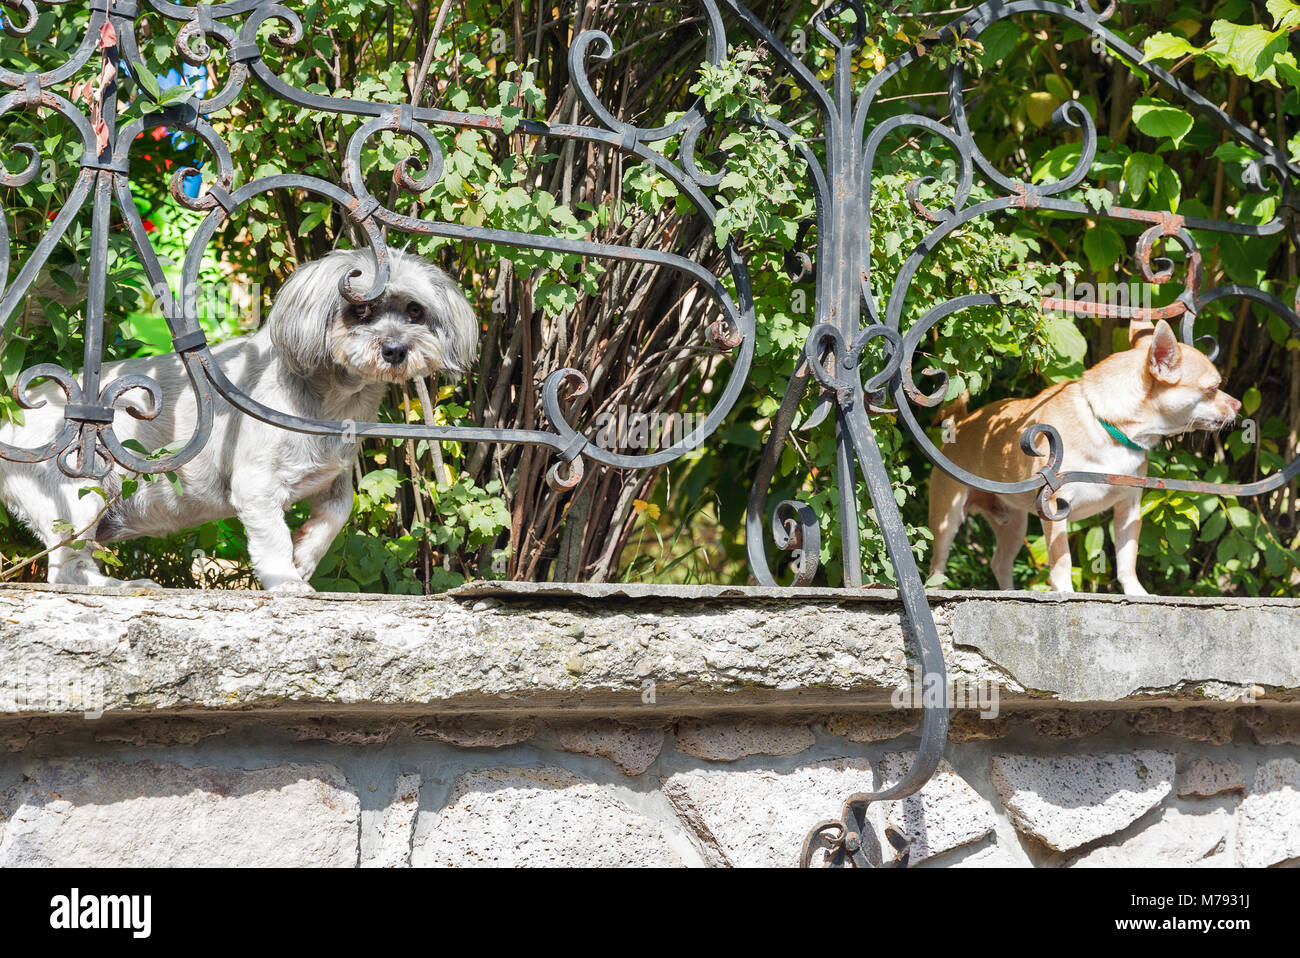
left=268, top=252, right=348, bottom=377
left=426, top=266, right=479, bottom=376
left=1146, top=319, right=1182, bottom=383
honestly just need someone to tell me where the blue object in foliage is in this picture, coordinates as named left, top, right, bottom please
left=158, top=66, right=210, bottom=198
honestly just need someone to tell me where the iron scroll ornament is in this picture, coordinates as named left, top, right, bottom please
left=3, top=0, right=1299, bottom=868
left=714, top=0, right=1300, bottom=864
left=0, top=0, right=756, bottom=487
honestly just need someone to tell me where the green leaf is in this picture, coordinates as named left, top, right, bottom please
left=1142, top=33, right=1199, bottom=62
left=1268, top=0, right=1300, bottom=29
left=1082, top=225, right=1126, bottom=273
left=1, top=338, right=27, bottom=389
left=535, top=282, right=577, bottom=315
left=978, top=20, right=1023, bottom=65
left=1243, top=386, right=1262, bottom=415
left=1206, top=21, right=1289, bottom=83
left=1041, top=315, right=1088, bottom=381
left=1212, top=142, right=1261, bottom=167
left=134, top=65, right=162, bottom=101
left=1131, top=97, right=1195, bottom=146
left=1123, top=152, right=1163, bottom=201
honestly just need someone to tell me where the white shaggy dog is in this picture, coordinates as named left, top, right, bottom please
left=0, top=248, right=477, bottom=592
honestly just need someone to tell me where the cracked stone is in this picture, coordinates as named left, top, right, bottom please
left=1070, top=806, right=1231, bottom=867
left=282, top=717, right=405, bottom=745
left=363, top=773, right=422, bottom=868
left=91, top=719, right=232, bottom=747
left=413, top=716, right=536, bottom=748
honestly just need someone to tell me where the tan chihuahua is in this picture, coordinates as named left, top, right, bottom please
left=928, top=318, right=1241, bottom=595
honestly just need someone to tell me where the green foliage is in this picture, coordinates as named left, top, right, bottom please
left=2, top=1, right=1298, bottom=599
left=667, top=1, right=1300, bottom=597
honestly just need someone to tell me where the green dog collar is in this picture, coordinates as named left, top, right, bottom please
left=1098, top=417, right=1145, bottom=451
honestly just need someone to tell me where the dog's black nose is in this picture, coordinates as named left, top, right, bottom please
left=381, top=342, right=408, bottom=366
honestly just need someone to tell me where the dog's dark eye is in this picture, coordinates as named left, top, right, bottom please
left=406, top=302, right=425, bottom=324
left=350, top=304, right=373, bottom=323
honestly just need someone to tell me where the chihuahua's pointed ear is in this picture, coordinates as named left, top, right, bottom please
left=1128, top=317, right=1155, bottom=347
left=1147, top=320, right=1182, bottom=383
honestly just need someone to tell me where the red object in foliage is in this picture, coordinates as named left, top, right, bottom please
left=143, top=220, right=157, bottom=233
left=150, top=127, right=168, bottom=141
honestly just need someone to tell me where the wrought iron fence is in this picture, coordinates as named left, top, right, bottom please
left=1, top=0, right=1297, bottom=866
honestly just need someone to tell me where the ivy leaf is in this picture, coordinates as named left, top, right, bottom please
left=1132, top=97, right=1195, bottom=147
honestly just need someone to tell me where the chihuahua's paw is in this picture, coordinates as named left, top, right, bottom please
left=1121, top=581, right=1149, bottom=597
left=266, top=578, right=316, bottom=595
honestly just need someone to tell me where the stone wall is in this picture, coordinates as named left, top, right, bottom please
left=1, top=583, right=1296, bottom=867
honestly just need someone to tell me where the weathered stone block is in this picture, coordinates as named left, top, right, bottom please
left=413, top=716, right=536, bottom=748
left=0, top=759, right=359, bottom=867
left=990, top=751, right=1174, bottom=851
left=1018, top=709, right=1116, bottom=739
left=1129, top=708, right=1234, bottom=745
left=662, top=758, right=876, bottom=867
left=1070, top=806, right=1230, bottom=867
left=413, top=767, right=682, bottom=867
left=823, top=711, right=920, bottom=742
left=1241, top=710, right=1300, bottom=746
left=947, top=712, right=1009, bottom=742
left=1236, top=758, right=1300, bottom=868
left=1178, top=759, right=1245, bottom=798
left=878, top=752, right=997, bottom=863
left=363, top=773, right=422, bottom=868
left=556, top=720, right=664, bottom=776
left=674, top=718, right=814, bottom=762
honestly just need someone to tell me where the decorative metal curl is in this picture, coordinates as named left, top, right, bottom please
left=771, top=499, right=820, bottom=587
left=1020, top=423, right=1071, bottom=521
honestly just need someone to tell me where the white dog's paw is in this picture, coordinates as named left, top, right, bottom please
left=266, top=578, right=315, bottom=594
left=80, top=574, right=162, bottom=591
